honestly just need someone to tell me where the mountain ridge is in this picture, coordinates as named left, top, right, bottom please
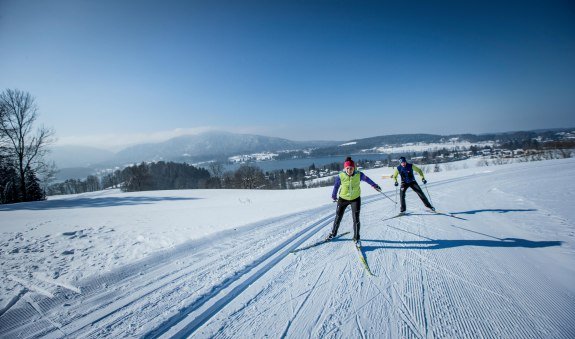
left=48, top=128, right=574, bottom=179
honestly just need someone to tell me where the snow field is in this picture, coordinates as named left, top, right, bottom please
left=0, top=158, right=574, bottom=338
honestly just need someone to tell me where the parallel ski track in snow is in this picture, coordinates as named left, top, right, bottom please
left=154, top=195, right=385, bottom=338
left=147, top=213, right=335, bottom=338
left=0, top=210, right=316, bottom=337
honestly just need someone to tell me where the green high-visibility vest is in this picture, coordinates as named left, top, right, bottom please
left=338, top=171, right=361, bottom=200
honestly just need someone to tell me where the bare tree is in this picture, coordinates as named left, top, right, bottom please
left=0, top=89, right=55, bottom=201
left=234, top=165, right=266, bottom=189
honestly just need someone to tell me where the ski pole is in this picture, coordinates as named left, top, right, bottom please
left=394, top=186, right=398, bottom=213
left=423, top=182, right=434, bottom=207
left=377, top=189, right=397, bottom=204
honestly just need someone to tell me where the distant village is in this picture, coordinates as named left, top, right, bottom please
left=287, top=143, right=572, bottom=188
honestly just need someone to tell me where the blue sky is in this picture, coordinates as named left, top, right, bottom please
left=1, top=0, right=574, bottom=150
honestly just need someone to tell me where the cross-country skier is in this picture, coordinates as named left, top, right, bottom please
left=392, top=156, right=434, bottom=213
left=327, top=157, right=381, bottom=247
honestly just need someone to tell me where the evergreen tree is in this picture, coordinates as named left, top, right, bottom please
left=123, top=162, right=153, bottom=192
left=0, top=155, right=19, bottom=204
left=25, top=167, right=46, bottom=201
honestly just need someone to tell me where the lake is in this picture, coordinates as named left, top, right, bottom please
left=221, top=153, right=390, bottom=172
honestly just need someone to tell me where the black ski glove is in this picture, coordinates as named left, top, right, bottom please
left=422, top=179, right=427, bottom=184
left=394, top=182, right=398, bottom=187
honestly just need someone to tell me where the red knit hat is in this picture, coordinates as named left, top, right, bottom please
left=344, top=157, right=355, bottom=168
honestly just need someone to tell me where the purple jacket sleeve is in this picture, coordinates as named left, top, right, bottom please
left=331, top=175, right=341, bottom=200
left=360, top=172, right=378, bottom=187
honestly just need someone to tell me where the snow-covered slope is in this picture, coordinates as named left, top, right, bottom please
left=1, top=159, right=574, bottom=338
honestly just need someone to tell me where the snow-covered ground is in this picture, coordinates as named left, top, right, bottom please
left=1, top=158, right=574, bottom=338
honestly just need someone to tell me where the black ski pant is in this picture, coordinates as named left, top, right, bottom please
left=400, top=182, right=433, bottom=212
left=330, top=197, right=361, bottom=241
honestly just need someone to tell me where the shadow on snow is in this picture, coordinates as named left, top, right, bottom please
left=450, top=208, right=537, bottom=215
left=362, top=237, right=562, bottom=251
left=0, top=196, right=201, bottom=211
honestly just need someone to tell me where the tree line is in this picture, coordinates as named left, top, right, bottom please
left=47, top=162, right=212, bottom=195
left=47, top=162, right=318, bottom=194
left=46, top=156, right=402, bottom=196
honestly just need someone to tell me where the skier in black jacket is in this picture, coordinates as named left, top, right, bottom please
left=391, top=157, right=434, bottom=213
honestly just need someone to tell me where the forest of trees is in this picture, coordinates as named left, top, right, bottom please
left=46, top=161, right=316, bottom=195
left=48, top=161, right=213, bottom=195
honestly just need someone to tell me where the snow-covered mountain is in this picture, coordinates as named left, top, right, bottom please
left=111, top=130, right=338, bottom=164
left=1, top=158, right=574, bottom=338
left=47, top=131, right=340, bottom=179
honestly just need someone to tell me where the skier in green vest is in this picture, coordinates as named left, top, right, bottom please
left=327, top=157, right=381, bottom=247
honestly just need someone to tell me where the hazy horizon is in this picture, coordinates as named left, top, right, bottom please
left=48, top=126, right=574, bottom=154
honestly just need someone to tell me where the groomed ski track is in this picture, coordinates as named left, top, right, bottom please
left=2, top=161, right=574, bottom=338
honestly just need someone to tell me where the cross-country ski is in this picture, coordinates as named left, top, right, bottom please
left=381, top=212, right=409, bottom=221
left=290, top=231, right=350, bottom=253
left=354, top=242, right=375, bottom=276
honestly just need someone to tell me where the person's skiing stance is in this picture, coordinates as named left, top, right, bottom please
left=328, top=157, right=381, bottom=247
left=392, top=156, right=434, bottom=213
